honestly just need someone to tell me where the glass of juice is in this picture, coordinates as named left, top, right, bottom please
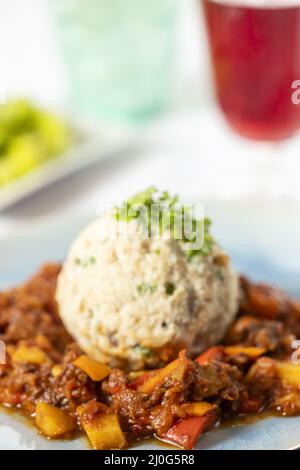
left=202, top=0, right=300, bottom=141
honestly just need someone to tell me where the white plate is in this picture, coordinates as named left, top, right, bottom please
left=0, top=124, right=134, bottom=212
left=0, top=210, right=300, bottom=450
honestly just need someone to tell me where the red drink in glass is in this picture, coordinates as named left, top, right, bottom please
left=202, top=0, right=300, bottom=141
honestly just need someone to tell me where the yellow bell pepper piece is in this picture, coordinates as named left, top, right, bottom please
left=78, top=404, right=126, bottom=450
left=276, top=362, right=300, bottom=386
left=224, top=346, right=266, bottom=358
left=12, top=345, right=51, bottom=365
left=36, top=403, right=76, bottom=438
left=73, top=355, right=111, bottom=381
left=138, top=353, right=188, bottom=395
left=181, top=402, right=217, bottom=417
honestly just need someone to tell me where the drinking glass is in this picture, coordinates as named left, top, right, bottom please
left=202, top=0, right=300, bottom=141
left=49, top=0, right=178, bottom=123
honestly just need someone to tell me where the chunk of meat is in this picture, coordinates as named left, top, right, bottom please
left=240, top=277, right=290, bottom=320
left=192, top=361, right=244, bottom=402
left=225, top=315, right=293, bottom=354
left=0, top=264, right=71, bottom=354
left=246, top=357, right=280, bottom=402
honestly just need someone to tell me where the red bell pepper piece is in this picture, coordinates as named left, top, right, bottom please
left=162, top=413, right=216, bottom=450
left=196, top=346, right=224, bottom=365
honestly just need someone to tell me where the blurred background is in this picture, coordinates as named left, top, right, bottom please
left=0, top=0, right=300, bottom=278
left=0, top=0, right=208, bottom=114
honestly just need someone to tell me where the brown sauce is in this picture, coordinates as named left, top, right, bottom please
left=221, top=410, right=276, bottom=429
